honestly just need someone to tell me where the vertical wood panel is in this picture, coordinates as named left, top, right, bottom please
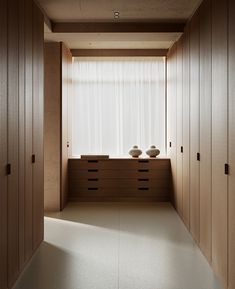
left=44, top=43, right=61, bottom=211
left=0, top=0, right=8, bottom=287
left=176, top=38, right=183, bottom=216
left=189, top=11, right=200, bottom=243
left=7, top=0, right=20, bottom=285
left=19, top=0, right=26, bottom=270
left=33, top=2, right=44, bottom=249
left=182, top=25, right=190, bottom=228
left=199, top=0, right=212, bottom=262
left=228, top=0, right=235, bottom=287
left=24, top=0, right=33, bottom=262
left=211, top=0, right=228, bottom=286
left=61, top=44, right=72, bottom=210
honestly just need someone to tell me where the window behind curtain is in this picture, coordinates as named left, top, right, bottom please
left=69, top=57, right=166, bottom=157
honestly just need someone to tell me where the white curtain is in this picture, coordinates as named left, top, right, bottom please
left=70, top=57, right=166, bottom=157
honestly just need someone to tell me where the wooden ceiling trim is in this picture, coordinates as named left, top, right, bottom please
left=71, top=49, right=168, bottom=57
left=52, top=22, right=185, bottom=33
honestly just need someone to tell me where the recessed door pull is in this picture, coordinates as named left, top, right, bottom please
left=181, top=146, right=183, bottom=153
left=169, top=142, right=172, bottom=148
left=32, top=154, right=36, bottom=163
left=225, top=163, right=229, bottom=175
left=6, top=163, right=11, bottom=175
left=197, top=152, right=200, bottom=161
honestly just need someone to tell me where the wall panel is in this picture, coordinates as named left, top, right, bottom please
left=199, top=0, right=212, bottom=262
left=228, top=0, right=235, bottom=287
left=182, top=25, right=190, bottom=228
left=0, top=0, right=8, bottom=288
left=32, top=2, right=44, bottom=250
left=19, top=0, right=26, bottom=270
left=189, top=11, right=200, bottom=243
left=24, top=0, right=34, bottom=263
left=176, top=39, right=183, bottom=216
left=211, top=0, right=228, bottom=286
left=7, top=0, right=20, bottom=285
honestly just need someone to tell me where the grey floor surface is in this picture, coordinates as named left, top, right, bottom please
left=14, top=202, right=224, bottom=289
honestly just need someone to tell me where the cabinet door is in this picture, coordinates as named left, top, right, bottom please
left=212, top=0, right=228, bottom=286
left=7, top=0, right=20, bottom=285
left=199, top=0, right=212, bottom=262
left=189, top=11, right=200, bottom=243
left=182, top=26, right=190, bottom=228
left=228, top=0, right=235, bottom=287
left=0, top=0, right=8, bottom=288
left=24, top=0, right=33, bottom=262
left=176, top=39, right=183, bottom=216
left=32, top=3, right=44, bottom=250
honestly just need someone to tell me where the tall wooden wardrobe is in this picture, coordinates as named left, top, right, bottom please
left=0, top=0, right=44, bottom=288
left=167, top=0, right=235, bottom=287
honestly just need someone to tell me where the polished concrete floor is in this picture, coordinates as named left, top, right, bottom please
left=14, top=202, right=223, bottom=289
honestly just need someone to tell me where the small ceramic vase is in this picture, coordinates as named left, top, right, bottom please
left=129, top=145, right=142, bottom=158
left=146, top=145, right=160, bottom=158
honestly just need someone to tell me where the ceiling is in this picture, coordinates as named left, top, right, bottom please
left=41, top=0, right=202, bottom=50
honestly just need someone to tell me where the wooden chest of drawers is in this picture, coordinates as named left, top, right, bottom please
left=68, top=158, right=171, bottom=202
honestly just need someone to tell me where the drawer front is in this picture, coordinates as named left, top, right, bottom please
left=69, top=159, right=170, bottom=170
left=69, top=169, right=170, bottom=180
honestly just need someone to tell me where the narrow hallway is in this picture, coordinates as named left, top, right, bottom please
left=14, top=203, right=223, bottom=289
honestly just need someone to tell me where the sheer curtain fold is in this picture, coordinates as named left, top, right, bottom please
left=70, top=57, right=166, bottom=157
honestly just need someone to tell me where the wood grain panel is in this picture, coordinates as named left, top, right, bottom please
left=0, top=0, right=8, bottom=287
left=24, top=0, right=33, bottom=263
left=61, top=43, right=72, bottom=210
left=228, top=0, right=235, bottom=287
left=7, top=0, right=20, bottom=285
left=182, top=25, right=190, bottom=228
left=32, top=2, right=44, bottom=250
left=199, top=0, right=212, bottom=263
left=189, top=11, right=200, bottom=243
left=176, top=38, right=183, bottom=216
left=211, top=0, right=228, bottom=286
left=44, top=42, right=61, bottom=211
left=19, top=0, right=26, bottom=270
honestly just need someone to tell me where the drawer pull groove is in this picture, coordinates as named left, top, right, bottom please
left=88, top=178, right=98, bottom=181
left=138, top=169, right=149, bottom=172
left=138, top=160, right=149, bottom=163
left=88, top=188, right=98, bottom=190
left=138, top=178, right=149, bottom=181
left=88, top=169, right=98, bottom=172
left=138, top=188, right=149, bottom=190
left=87, top=160, right=98, bottom=163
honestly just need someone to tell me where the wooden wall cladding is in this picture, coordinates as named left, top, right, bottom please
left=0, top=0, right=44, bottom=288
left=229, top=0, right=235, bottom=288
left=68, top=159, right=171, bottom=202
left=0, top=0, right=8, bottom=288
left=44, top=42, right=72, bottom=212
left=182, top=25, right=190, bottom=229
left=189, top=10, right=200, bottom=244
left=167, top=0, right=234, bottom=287
left=211, top=0, right=228, bottom=286
left=199, top=0, right=212, bottom=263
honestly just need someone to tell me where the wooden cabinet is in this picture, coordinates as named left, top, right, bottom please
left=0, top=1, right=44, bottom=288
left=228, top=0, right=235, bottom=287
left=68, top=159, right=171, bottom=202
left=189, top=11, right=200, bottom=243
left=199, top=0, right=212, bottom=262
left=211, top=0, right=228, bottom=286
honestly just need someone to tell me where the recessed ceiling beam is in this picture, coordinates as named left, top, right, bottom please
left=71, top=49, right=168, bottom=57
left=52, top=22, right=185, bottom=33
